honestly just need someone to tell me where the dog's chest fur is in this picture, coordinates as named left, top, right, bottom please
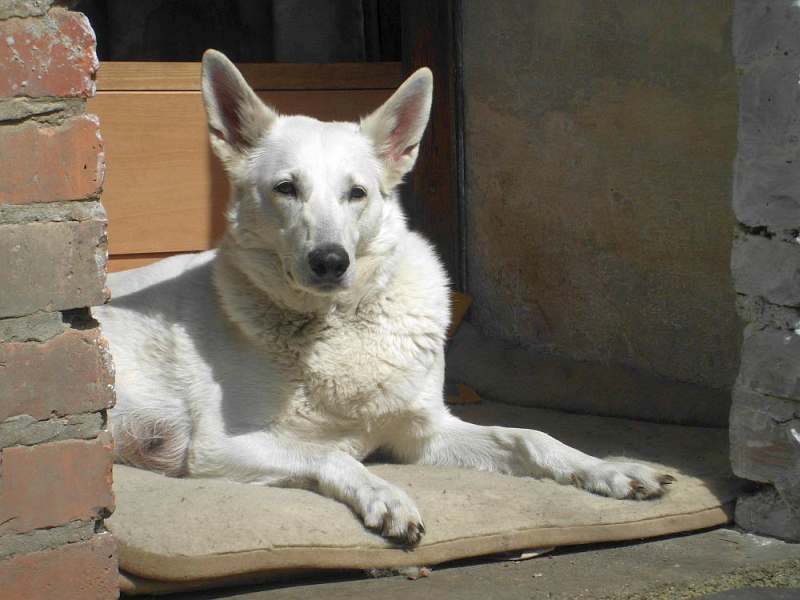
left=213, top=245, right=449, bottom=429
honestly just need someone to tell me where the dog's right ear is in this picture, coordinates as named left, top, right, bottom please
left=201, top=49, right=277, bottom=174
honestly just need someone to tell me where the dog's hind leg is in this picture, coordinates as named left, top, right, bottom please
left=110, top=401, right=192, bottom=477
left=390, top=411, right=674, bottom=500
left=191, top=431, right=425, bottom=545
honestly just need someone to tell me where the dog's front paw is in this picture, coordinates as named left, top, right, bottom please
left=358, top=484, right=425, bottom=546
left=573, top=461, right=675, bottom=500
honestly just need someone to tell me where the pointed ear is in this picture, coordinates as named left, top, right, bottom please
left=201, top=49, right=277, bottom=173
left=360, top=67, right=433, bottom=188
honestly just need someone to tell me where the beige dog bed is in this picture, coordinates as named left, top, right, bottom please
left=109, top=402, right=744, bottom=595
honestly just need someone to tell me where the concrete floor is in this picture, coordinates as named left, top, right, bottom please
left=164, top=527, right=800, bottom=600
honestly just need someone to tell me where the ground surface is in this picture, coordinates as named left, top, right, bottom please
left=160, top=527, right=800, bottom=600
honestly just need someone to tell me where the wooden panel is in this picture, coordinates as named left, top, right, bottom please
left=96, top=62, right=403, bottom=92
left=89, top=89, right=392, bottom=256
left=402, top=1, right=464, bottom=289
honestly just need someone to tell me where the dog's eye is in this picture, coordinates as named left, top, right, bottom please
left=349, top=186, right=367, bottom=200
left=273, top=181, right=297, bottom=196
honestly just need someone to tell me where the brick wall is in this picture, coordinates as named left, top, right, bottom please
left=0, top=1, right=118, bottom=597
left=730, top=0, right=800, bottom=541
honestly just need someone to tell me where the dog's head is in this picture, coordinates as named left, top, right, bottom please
left=201, top=50, right=432, bottom=297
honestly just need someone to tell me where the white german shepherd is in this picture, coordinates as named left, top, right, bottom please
left=94, top=50, right=673, bottom=545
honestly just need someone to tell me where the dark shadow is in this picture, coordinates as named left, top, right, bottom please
left=207, top=149, right=229, bottom=246
left=106, top=259, right=295, bottom=438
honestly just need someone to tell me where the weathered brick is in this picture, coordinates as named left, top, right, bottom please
left=731, top=233, right=800, bottom=307
left=0, top=520, right=94, bottom=560
left=0, top=311, right=64, bottom=342
left=0, top=434, right=114, bottom=536
left=0, top=218, right=108, bottom=319
left=0, top=325, right=113, bottom=421
left=736, top=486, right=800, bottom=542
left=737, top=325, right=800, bottom=400
left=0, top=115, right=104, bottom=205
left=0, top=96, right=73, bottom=122
left=734, top=0, right=800, bottom=66
left=0, top=0, right=54, bottom=20
left=0, top=412, right=105, bottom=449
left=0, top=533, right=117, bottom=600
left=730, top=386, right=800, bottom=483
left=0, top=197, right=104, bottom=223
left=0, top=8, right=98, bottom=98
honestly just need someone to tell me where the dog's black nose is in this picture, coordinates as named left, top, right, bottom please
left=308, top=244, right=350, bottom=282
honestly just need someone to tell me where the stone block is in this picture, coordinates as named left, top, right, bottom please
left=737, top=55, right=800, bottom=155
left=0, top=115, right=104, bottom=205
left=730, top=386, right=800, bottom=483
left=731, top=233, right=800, bottom=307
left=0, top=210, right=108, bottom=318
left=736, top=294, right=800, bottom=330
left=736, top=486, right=800, bottom=542
left=0, top=325, right=114, bottom=421
left=775, top=468, right=800, bottom=518
left=733, top=150, right=800, bottom=228
left=734, top=0, right=800, bottom=66
left=0, top=433, right=114, bottom=536
left=0, top=8, right=98, bottom=98
left=737, top=325, right=800, bottom=400
left=0, top=533, right=117, bottom=600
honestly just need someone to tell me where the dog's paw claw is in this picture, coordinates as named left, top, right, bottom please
left=362, top=484, right=424, bottom=546
left=577, top=461, right=675, bottom=500
left=404, top=523, right=423, bottom=546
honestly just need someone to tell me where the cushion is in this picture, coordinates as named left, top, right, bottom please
left=109, top=402, right=744, bottom=595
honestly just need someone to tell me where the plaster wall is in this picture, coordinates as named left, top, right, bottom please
left=462, top=1, right=740, bottom=391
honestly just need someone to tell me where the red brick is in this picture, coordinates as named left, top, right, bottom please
left=0, top=434, right=114, bottom=535
left=0, top=533, right=117, bottom=600
left=0, top=114, right=104, bottom=204
left=0, top=8, right=98, bottom=99
left=0, top=326, right=114, bottom=421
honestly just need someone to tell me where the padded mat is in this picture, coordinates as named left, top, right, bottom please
left=109, top=402, right=744, bottom=595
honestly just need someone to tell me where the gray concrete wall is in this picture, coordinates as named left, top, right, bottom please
left=463, top=1, right=740, bottom=392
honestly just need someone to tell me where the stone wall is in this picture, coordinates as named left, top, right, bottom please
left=729, top=0, right=800, bottom=542
left=462, top=1, right=740, bottom=420
left=0, top=0, right=118, bottom=595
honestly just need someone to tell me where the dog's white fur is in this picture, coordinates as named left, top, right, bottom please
left=94, top=50, right=673, bottom=545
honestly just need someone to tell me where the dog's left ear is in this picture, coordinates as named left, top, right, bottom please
left=361, top=67, right=433, bottom=188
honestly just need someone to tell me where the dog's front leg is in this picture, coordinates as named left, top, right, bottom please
left=391, top=411, right=674, bottom=500
left=193, top=431, right=424, bottom=544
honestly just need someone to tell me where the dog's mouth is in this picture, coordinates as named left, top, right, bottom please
left=310, top=281, right=341, bottom=294
left=285, top=267, right=348, bottom=296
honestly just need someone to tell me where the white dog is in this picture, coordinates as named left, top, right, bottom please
left=94, top=50, right=673, bottom=545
